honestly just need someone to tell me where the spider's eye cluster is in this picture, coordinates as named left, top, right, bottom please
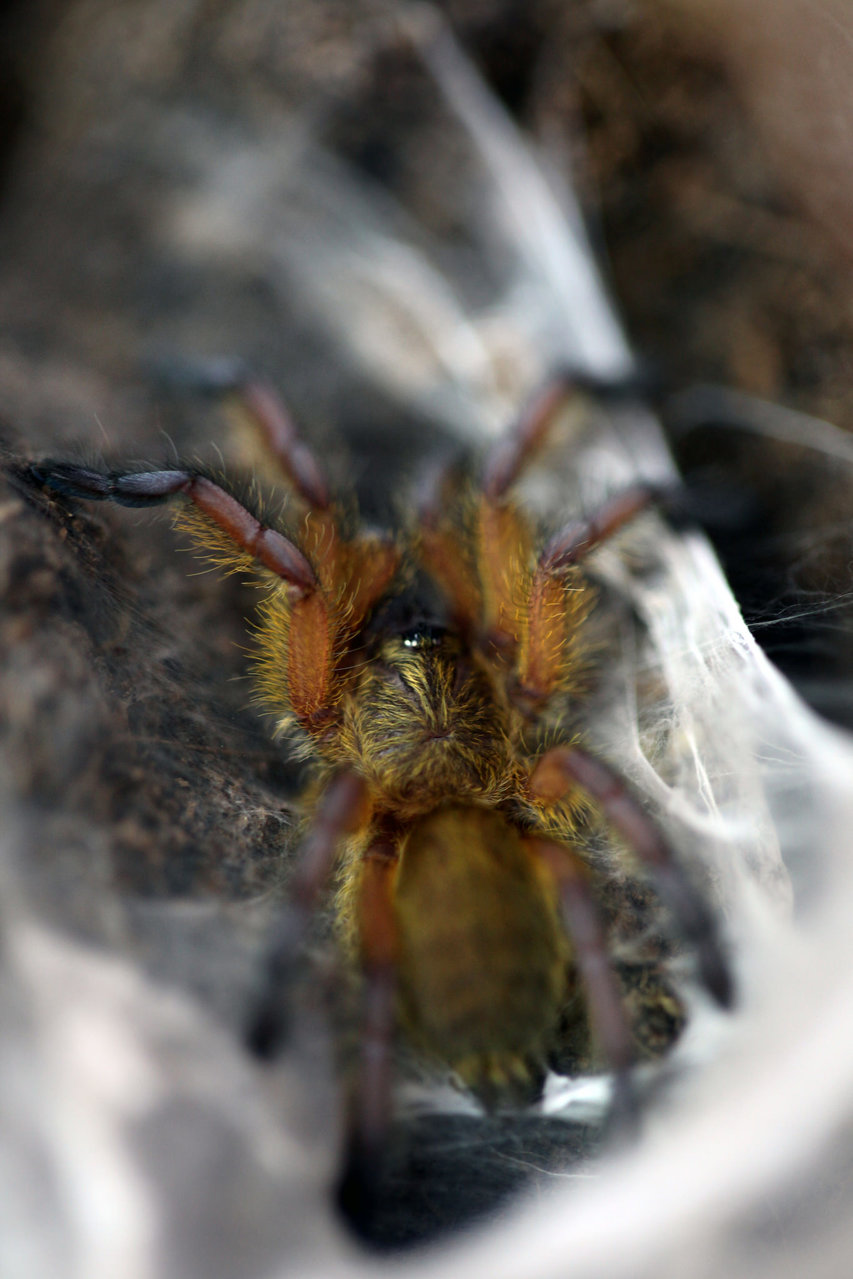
left=400, top=624, right=448, bottom=651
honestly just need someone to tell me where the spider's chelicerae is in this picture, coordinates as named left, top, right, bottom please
left=28, top=368, right=732, bottom=1178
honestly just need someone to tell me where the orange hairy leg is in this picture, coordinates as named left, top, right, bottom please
left=475, top=378, right=572, bottom=656
left=419, top=375, right=666, bottom=672
left=415, top=459, right=483, bottom=638
left=153, top=357, right=379, bottom=624
left=213, top=369, right=361, bottom=604
left=481, top=376, right=577, bottom=501
left=415, top=462, right=553, bottom=663
left=32, top=463, right=341, bottom=728
left=499, top=486, right=673, bottom=709
left=474, top=498, right=533, bottom=657
left=472, top=370, right=669, bottom=686
left=414, top=369, right=626, bottom=646
left=530, top=746, right=733, bottom=1008
left=33, top=461, right=401, bottom=735
left=514, top=565, right=581, bottom=710
left=511, top=487, right=665, bottom=710
left=415, top=372, right=663, bottom=664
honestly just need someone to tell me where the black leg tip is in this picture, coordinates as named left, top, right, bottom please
left=555, top=360, right=661, bottom=404
left=702, top=951, right=735, bottom=1010
left=334, top=1139, right=388, bottom=1246
left=244, top=999, right=290, bottom=1061
left=146, top=353, right=249, bottom=397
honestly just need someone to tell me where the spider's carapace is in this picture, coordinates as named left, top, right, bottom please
left=27, top=368, right=732, bottom=1169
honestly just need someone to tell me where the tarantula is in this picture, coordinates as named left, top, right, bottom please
left=27, top=367, right=732, bottom=1187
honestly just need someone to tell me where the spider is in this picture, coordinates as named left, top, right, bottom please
left=26, top=364, right=732, bottom=1197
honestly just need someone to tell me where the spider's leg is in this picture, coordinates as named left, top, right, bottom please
left=525, top=835, right=637, bottom=1130
left=539, top=484, right=669, bottom=573
left=203, top=372, right=404, bottom=648
left=417, top=372, right=651, bottom=649
left=152, top=358, right=404, bottom=623
left=31, top=462, right=400, bottom=734
left=247, top=769, right=370, bottom=1059
left=336, top=832, right=400, bottom=1233
left=222, top=374, right=333, bottom=511
left=154, top=356, right=331, bottom=510
left=29, top=463, right=319, bottom=590
left=478, top=421, right=658, bottom=661
left=414, top=450, right=529, bottom=655
left=511, top=483, right=678, bottom=710
left=474, top=364, right=670, bottom=668
left=482, top=369, right=647, bottom=501
left=415, top=456, right=483, bottom=637
left=530, top=745, right=733, bottom=1009
left=482, top=376, right=577, bottom=501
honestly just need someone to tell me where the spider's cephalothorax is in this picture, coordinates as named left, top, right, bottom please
left=341, top=619, right=517, bottom=814
left=27, top=370, right=732, bottom=1172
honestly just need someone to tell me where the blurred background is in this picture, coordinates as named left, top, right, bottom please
left=2, top=1, right=853, bottom=1276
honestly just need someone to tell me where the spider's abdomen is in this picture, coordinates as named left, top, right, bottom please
left=393, top=805, right=569, bottom=1104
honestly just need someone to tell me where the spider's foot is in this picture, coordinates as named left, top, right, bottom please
left=335, top=1132, right=390, bottom=1246
left=146, top=352, right=249, bottom=398
left=652, top=865, right=734, bottom=1010
left=554, top=360, right=660, bottom=404
left=245, top=991, right=292, bottom=1060
left=244, top=905, right=305, bottom=1061
left=698, top=938, right=735, bottom=1010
